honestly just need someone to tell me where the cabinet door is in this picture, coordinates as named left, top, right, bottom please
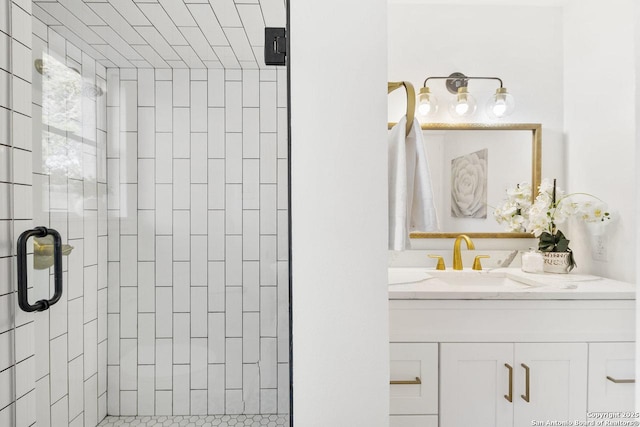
left=441, top=343, right=513, bottom=427
left=588, top=342, right=635, bottom=413
left=514, top=343, right=587, bottom=426
left=390, top=343, right=438, bottom=415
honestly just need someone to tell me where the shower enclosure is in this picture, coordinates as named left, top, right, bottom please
left=0, top=0, right=290, bottom=425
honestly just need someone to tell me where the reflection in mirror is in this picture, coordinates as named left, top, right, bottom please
left=409, top=123, right=541, bottom=238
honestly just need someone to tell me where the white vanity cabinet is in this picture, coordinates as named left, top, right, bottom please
left=389, top=296, right=635, bottom=427
left=440, top=343, right=587, bottom=427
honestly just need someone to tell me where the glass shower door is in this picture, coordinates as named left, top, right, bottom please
left=29, top=30, right=109, bottom=426
left=26, top=0, right=290, bottom=425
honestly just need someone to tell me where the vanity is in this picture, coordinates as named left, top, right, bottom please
left=388, top=268, right=636, bottom=427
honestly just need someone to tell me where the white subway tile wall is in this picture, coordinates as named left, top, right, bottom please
left=2, top=2, right=289, bottom=424
left=0, top=1, right=35, bottom=426
left=106, top=67, right=289, bottom=416
left=30, top=15, right=109, bottom=426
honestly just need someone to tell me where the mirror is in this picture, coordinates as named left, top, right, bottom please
left=408, top=123, right=541, bottom=238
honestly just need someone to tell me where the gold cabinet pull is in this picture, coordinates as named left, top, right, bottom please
left=504, top=363, right=513, bottom=402
left=390, top=377, right=422, bottom=385
left=521, top=363, right=530, bottom=402
left=606, top=376, right=635, bottom=384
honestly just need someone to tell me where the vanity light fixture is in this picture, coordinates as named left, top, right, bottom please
left=417, top=72, right=515, bottom=120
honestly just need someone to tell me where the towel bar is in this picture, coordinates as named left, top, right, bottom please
left=388, top=81, right=415, bottom=136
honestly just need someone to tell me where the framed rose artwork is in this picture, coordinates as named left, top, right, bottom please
left=450, top=149, right=488, bottom=219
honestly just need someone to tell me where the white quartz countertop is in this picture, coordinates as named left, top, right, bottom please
left=388, top=267, right=636, bottom=300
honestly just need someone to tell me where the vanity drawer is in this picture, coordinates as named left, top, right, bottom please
left=588, top=342, right=635, bottom=412
left=390, top=343, right=438, bottom=415
left=390, top=415, right=438, bottom=427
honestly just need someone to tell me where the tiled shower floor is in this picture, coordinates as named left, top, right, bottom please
left=98, top=415, right=290, bottom=427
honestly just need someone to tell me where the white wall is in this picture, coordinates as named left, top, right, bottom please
left=388, top=1, right=638, bottom=283
left=388, top=4, right=564, bottom=122
left=105, top=67, right=290, bottom=416
left=388, top=4, right=565, bottom=245
left=563, top=0, right=636, bottom=283
left=290, top=0, right=390, bottom=425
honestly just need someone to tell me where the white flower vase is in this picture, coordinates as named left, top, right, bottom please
left=585, top=221, right=609, bottom=261
left=585, top=221, right=606, bottom=236
left=543, top=252, right=572, bottom=274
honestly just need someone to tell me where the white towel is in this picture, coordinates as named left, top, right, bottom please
left=388, top=117, right=438, bottom=250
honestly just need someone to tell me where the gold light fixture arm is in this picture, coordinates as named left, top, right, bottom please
left=423, top=73, right=504, bottom=94
left=388, top=81, right=415, bottom=136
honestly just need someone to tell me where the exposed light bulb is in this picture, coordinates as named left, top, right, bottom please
left=491, top=100, right=507, bottom=116
left=455, top=102, right=469, bottom=115
left=418, top=103, right=432, bottom=116
left=448, top=87, right=476, bottom=119
left=486, top=87, right=515, bottom=119
left=417, top=87, right=438, bottom=118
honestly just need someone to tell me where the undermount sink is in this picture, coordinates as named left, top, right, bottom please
left=388, top=267, right=635, bottom=300
left=388, top=268, right=538, bottom=290
left=424, top=273, right=534, bottom=290
left=388, top=268, right=431, bottom=285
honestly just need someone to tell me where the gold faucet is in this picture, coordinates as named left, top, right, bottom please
left=428, top=254, right=446, bottom=270
left=472, top=255, right=490, bottom=271
left=452, top=234, right=475, bottom=270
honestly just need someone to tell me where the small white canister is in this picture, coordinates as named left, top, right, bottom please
left=521, top=248, right=544, bottom=273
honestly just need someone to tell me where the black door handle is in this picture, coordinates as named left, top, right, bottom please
left=17, top=226, right=63, bottom=312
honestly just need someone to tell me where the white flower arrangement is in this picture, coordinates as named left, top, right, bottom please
left=493, top=181, right=533, bottom=232
left=578, top=199, right=612, bottom=224
left=526, top=178, right=611, bottom=237
left=494, top=178, right=612, bottom=271
left=494, top=179, right=611, bottom=235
